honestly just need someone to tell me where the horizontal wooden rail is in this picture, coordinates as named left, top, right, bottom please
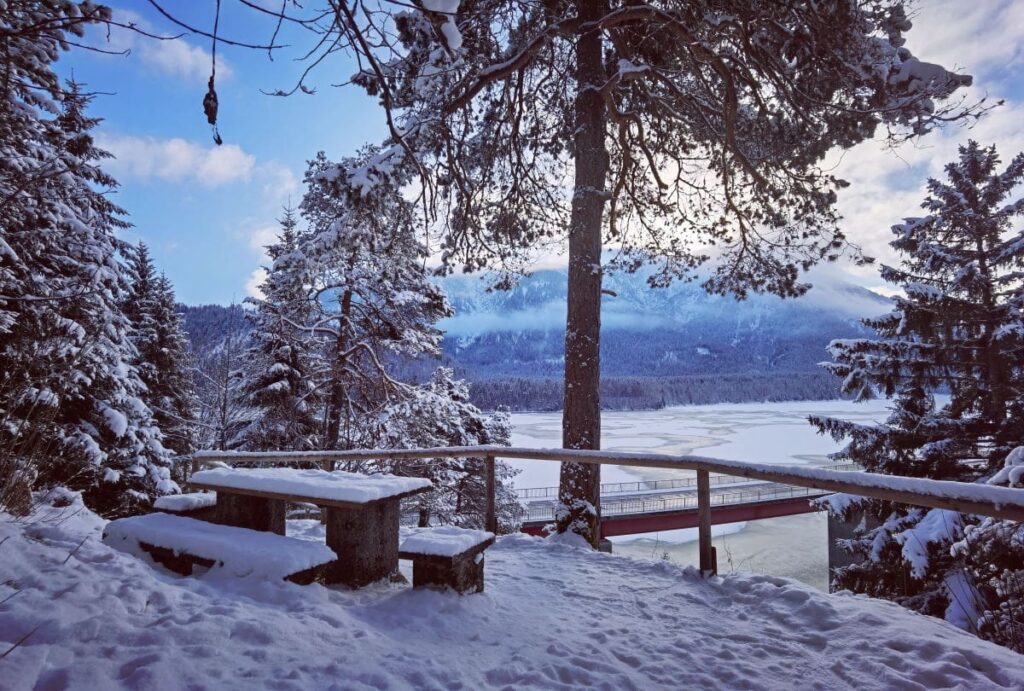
left=189, top=445, right=1024, bottom=579
left=191, top=445, right=1024, bottom=524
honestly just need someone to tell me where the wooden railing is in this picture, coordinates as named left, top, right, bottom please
left=191, top=445, right=1024, bottom=577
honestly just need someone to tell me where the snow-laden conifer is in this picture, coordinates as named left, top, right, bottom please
left=123, top=244, right=198, bottom=457
left=300, top=149, right=451, bottom=450
left=0, top=62, right=175, bottom=516
left=235, top=208, right=322, bottom=451
left=812, top=141, right=1024, bottom=647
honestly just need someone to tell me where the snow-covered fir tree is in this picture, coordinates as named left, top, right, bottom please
left=122, top=243, right=158, bottom=333
left=235, top=208, right=322, bottom=451
left=0, top=61, right=175, bottom=515
left=123, top=244, right=198, bottom=457
left=300, top=150, right=451, bottom=450
left=811, top=141, right=1024, bottom=647
left=373, top=368, right=519, bottom=531
left=149, top=274, right=198, bottom=456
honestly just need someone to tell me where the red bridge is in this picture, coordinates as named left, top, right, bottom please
left=518, top=479, right=834, bottom=538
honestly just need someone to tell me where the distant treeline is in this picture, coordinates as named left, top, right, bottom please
left=468, top=373, right=844, bottom=412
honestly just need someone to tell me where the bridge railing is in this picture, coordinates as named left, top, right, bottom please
left=514, top=462, right=861, bottom=499
left=189, top=446, right=1024, bottom=577
left=526, top=484, right=832, bottom=521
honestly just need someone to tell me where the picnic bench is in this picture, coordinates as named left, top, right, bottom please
left=106, top=465, right=497, bottom=593
left=400, top=526, right=495, bottom=594
left=103, top=513, right=336, bottom=584
left=188, top=467, right=432, bottom=588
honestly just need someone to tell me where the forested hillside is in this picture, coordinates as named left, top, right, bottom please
left=180, top=270, right=887, bottom=411
left=441, top=268, right=890, bottom=378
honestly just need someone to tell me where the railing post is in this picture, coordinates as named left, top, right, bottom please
left=697, top=469, right=717, bottom=577
left=484, top=454, right=497, bottom=534
left=191, top=456, right=200, bottom=476
left=321, top=459, right=332, bottom=472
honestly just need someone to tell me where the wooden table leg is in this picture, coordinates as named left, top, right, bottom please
left=214, top=492, right=286, bottom=535
left=323, top=499, right=400, bottom=587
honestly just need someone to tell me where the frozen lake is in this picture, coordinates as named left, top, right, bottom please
left=508, top=398, right=894, bottom=590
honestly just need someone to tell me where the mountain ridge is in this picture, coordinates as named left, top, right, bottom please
left=180, top=269, right=889, bottom=409
left=438, top=268, right=890, bottom=379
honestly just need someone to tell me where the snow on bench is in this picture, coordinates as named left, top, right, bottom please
left=400, top=526, right=495, bottom=558
left=103, top=513, right=336, bottom=583
left=399, top=526, right=495, bottom=594
left=189, top=467, right=432, bottom=507
left=153, top=492, right=217, bottom=514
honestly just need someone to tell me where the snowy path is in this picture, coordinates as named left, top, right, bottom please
left=2, top=499, right=1022, bottom=690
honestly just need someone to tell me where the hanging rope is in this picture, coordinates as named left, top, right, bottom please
left=203, top=0, right=223, bottom=145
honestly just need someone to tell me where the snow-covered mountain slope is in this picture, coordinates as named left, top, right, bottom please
left=2, top=494, right=1022, bottom=689
left=438, top=268, right=891, bottom=378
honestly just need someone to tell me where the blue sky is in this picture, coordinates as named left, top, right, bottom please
left=56, top=1, right=1024, bottom=305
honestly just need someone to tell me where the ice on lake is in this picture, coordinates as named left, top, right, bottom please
left=508, top=397, right=896, bottom=590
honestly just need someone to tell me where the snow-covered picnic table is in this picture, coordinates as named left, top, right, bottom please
left=189, top=467, right=433, bottom=587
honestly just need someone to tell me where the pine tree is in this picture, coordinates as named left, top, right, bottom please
left=235, top=208, right=322, bottom=451
left=122, top=245, right=198, bottom=457
left=123, top=243, right=158, bottom=341
left=300, top=149, right=452, bottom=451
left=811, top=141, right=1024, bottom=641
left=150, top=0, right=983, bottom=544
left=0, top=67, right=176, bottom=516
left=149, top=274, right=199, bottom=456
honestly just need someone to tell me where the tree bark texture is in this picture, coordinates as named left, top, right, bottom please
left=557, top=0, right=609, bottom=547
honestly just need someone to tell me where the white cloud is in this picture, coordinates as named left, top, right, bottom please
left=98, top=134, right=255, bottom=187
left=245, top=267, right=268, bottom=298
left=904, top=0, right=1024, bottom=85
left=139, top=37, right=232, bottom=83
left=259, top=163, right=301, bottom=202
left=247, top=223, right=280, bottom=256
left=107, top=8, right=232, bottom=83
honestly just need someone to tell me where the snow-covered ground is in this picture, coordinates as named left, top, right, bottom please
left=2, top=494, right=1022, bottom=689
left=3, top=495, right=1023, bottom=689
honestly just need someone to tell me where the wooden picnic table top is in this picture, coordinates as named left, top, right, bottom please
left=188, top=467, right=432, bottom=510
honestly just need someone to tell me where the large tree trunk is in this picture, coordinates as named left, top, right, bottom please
left=556, top=0, right=608, bottom=547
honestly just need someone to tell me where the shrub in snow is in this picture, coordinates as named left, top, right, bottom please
left=951, top=446, right=1024, bottom=653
